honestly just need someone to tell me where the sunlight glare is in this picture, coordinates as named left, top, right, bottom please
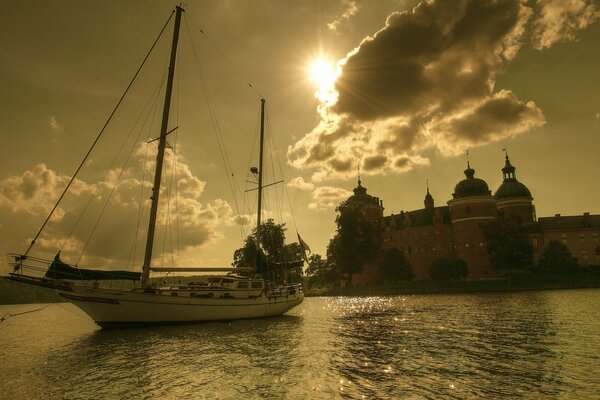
left=310, top=59, right=335, bottom=87
left=308, top=58, right=339, bottom=106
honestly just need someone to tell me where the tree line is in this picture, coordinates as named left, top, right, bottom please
left=232, top=205, right=598, bottom=287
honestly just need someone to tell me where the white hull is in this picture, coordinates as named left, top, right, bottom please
left=59, top=285, right=304, bottom=328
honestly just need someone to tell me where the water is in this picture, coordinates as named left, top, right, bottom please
left=1, top=290, right=599, bottom=399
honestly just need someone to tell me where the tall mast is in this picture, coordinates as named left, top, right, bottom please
left=141, top=5, right=184, bottom=286
left=255, top=98, right=266, bottom=271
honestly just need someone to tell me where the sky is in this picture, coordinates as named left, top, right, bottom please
left=1, top=0, right=599, bottom=276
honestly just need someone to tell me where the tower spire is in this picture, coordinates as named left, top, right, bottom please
left=424, top=179, right=434, bottom=209
left=501, top=149, right=517, bottom=181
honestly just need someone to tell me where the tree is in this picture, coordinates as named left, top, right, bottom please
left=379, top=248, right=413, bottom=282
left=305, top=253, right=340, bottom=287
left=483, top=216, right=533, bottom=273
left=537, top=240, right=578, bottom=274
left=232, top=219, right=303, bottom=281
left=429, top=258, right=468, bottom=281
left=329, top=201, right=379, bottom=282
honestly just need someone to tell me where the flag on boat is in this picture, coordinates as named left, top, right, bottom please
left=297, top=233, right=311, bottom=263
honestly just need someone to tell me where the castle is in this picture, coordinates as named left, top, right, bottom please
left=341, top=154, right=600, bottom=284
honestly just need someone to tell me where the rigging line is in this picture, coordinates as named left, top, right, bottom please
left=161, top=73, right=179, bottom=269
left=0, top=304, right=54, bottom=323
left=129, top=60, right=170, bottom=269
left=173, top=133, right=181, bottom=267
left=62, top=65, right=168, bottom=256
left=239, top=106, right=262, bottom=240
left=264, top=108, right=286, bottom=224
left=161, top=143, right=177, bottom=268
left=186, top=14, right=264, bottom=99
left=23, top=11, right=175, bottom=258
left=266, top=111, right=300, bottom=234
left=175, top=44, right=181, bottom=268
left=75, top=93, right=158, bottom=267
left=183, top=17, right=243, bottom=221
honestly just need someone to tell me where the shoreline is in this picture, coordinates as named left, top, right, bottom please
left=304, top=273, right=600, bottom=297
left=2, top=273, right=600, bottom=304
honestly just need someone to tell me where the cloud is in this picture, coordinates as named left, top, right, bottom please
left=328, top=0, right=359, bottom=31
left=289, top=0, right=550, bottom=180
left=0, top=163, right=93, bottom=218
left=0, top=146, right=234, bottom=268
left=308, top=186, right=352, bottom=210
left=287, top=176, right=315, bottom=191
left=49, top=116, right=62, bottom=131
left=532, top=0, right=599, bottom=50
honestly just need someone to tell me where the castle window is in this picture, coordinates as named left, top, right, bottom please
left=579, top=233, right=585, bottom=242
left=532, top=238, right=538, bottom=247
left=593, top=232, right=599, bottom=242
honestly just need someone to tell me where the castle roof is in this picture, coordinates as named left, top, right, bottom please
left=384, top=206, right=450, bottom=229
left=494, top=154, right=532, bottom=200
left=347, top=178, right=381, bottom=207
left=452, top=162, right=491, bottom=198
left=537, top=213, right=600, bottom=230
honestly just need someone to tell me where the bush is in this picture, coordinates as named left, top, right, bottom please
left=537, top=240, right=578, bottom=275
left=429, top=258, right=468, bottom=281
left=379, top=249, right=414, bottom=282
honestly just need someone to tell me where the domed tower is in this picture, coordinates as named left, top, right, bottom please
left=343, top=177, right=384, bottom=286
left=447, top=161, right=498, bottom=278
left=494, top=153, right=536, bottom=224
left=346, top=178, right=384, bottom=222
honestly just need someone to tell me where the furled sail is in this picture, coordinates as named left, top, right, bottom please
left=45, top=259, right=141, bottom=281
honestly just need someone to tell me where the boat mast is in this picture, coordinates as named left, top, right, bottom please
left=255, top=98, right=266, bottom=272
left=141, top=5, right=184, bottom=286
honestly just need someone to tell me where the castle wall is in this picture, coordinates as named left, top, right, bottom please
left=538, top=214, right=600, bottom=266
left=448, top=196, right=498, bottom=279
left=382, top=222, right=453, bottom=280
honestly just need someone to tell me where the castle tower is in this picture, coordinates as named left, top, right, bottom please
left=494, top=152, right=536, bottom=224
left=346, top=178, right=384, bottom=221
left=447, top=161, right=498, bottom=278
left=343, top=178, right=384, bottom=286
left=424, top=181, right=434, bottom=209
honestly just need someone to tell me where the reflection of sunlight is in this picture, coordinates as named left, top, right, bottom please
left=309, top=58, right=339, bottom=106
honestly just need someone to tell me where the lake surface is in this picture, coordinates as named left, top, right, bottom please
left=1, top=290, right=599, bottom=399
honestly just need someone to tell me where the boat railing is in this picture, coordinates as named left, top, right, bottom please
left=7, top=253, right=53, bottom=278
left=266, top=282, right=303, bottom=297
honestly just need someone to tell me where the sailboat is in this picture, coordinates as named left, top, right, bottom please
left=5, top=6, right=304, bottom=328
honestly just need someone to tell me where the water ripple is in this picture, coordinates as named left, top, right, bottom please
left=1, top=290, right=599, bottom=399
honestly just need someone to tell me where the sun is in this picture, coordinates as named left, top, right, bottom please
left=308, top=58, right=338, bottom=105
left=310, top=59, right=336, bottom=88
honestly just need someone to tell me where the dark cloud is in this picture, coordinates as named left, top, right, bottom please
left=289, top=0, right=550, bottom=180
left=364, top=155, right=387, bottom=171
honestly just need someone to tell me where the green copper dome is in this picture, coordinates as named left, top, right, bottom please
left=494, top=154, right=532, bottom=200
left=452, top=163, right=491, bottom=198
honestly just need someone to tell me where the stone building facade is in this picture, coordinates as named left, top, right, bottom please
left=343, top=155, right=600, bottom=285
